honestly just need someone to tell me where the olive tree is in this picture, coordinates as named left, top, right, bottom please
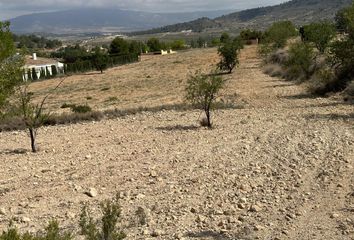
left=17, top=78, right=64, bottom=152
left=217, top=37, right=243, bottom=73
left=185, top=71, right=225, bottom=128
left=0, top=21, right=23, bottom=115
left=92, top=47, right=109, bottom=74
left=304, top=21, right=336, bottom=53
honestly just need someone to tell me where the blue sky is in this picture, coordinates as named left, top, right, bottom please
left=0, top=0, right=288, bottom=20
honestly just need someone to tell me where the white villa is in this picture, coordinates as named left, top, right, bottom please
left=23, top=53, right=64, bottom=81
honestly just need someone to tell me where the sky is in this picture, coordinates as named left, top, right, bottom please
left=0, top=0, right=288, bottom=20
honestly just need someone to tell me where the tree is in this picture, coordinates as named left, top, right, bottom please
left=129, top=40, right=147, bottom=55
left=109, top=37, right=130, bottom=56
left=171, top=39, right=186, bottom=50
left=286, top=42, right=315, bottom=80
left=210, top=38, right=221, bottom=47
left=0, top=21, right=15, bottom=61
left=330, top=2, right=354, bottom=83
left=185, top=71, right=225, bottom=128
left=335, top=8, right=350, bottom=33
left=40, top=67, right=46, bottom=79
left=92, top=48, right=109, bottom=74
left=31, top=67, right=38, bottom=80
left=197, top=37, right=206, bottom=48
left=217, top=37, right=243, bottom=73
left=0, top=57, right=23, bottom=114
left=51, top=65, right=58, bottom=77
left=303, top=21, right=336, bottom=53
left=147, top=38, right=162, bottom=52
left=0, top=21, right=23, bottom=113
left=27, top=68, right=32, bottom=80
left=17, top=78, right=64, bottom=152
left=263, top=21, right=297, bottom=49
left=240, top=29, right=263, bottom=41
left=220, top=32, right=231, bottom=44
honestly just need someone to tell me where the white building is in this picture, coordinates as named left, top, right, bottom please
left=23, top=53, right=64, bottom=81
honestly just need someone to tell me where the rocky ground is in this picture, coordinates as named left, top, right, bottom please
left=0, top=46, right=353, bottom=239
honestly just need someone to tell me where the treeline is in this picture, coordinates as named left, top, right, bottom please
left=260, top=2, right=354, bottom=99
left=130, top=17, right=220, bottom=36
left=12, top=34, right=62, bottom=49
left=50, top=38, right=146, bottom=74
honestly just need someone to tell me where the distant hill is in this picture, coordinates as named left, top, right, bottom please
left=8, top=8, right=236, bottom=34
left=131, top=17, right=221, bottom=35
left=132, top=0, right=353, bottom=35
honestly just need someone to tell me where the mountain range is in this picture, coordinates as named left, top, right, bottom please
left=8, top=8, right=236, bottom=34
left=8, top=0, right=354, bottom=35
left=133, top=0, right=353, bottom=35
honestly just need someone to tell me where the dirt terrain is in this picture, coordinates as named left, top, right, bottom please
left=29, top=48, right=221, bottom=113
left=0, top=46, right=353, bottom=239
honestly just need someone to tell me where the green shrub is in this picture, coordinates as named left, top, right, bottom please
left=185, top=71, right=225, bottom=128
left=267, top=49, right=288, bottom=64
left=263, top=21, right=297, bottom=49
left=307, top=68, right=338, bottom=95
left=31, top=68, right=38, bottom=80
left=0, top=220, right=72, bottom=240
left=217, top=37, right=243, bottom=73
left=285, top=42, right=315, bottom=80
left=303, top=21, right=336, bottom=53
left=60, top=103, right=76, bottom=109
left=263, top=64, right=284, bottom=78
left=80, top=198, right=126, bottom=240
left=344, top=81, right=354, bottom=101
left=71, top=105, right=92, bottom=113
left=51, top=65, right=57, bottom=77
left=170, top=40, right=186, bottom=50
left=147, top=38, right=163, bottom=52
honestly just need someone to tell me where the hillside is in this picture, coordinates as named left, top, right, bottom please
left=0, top=46, right=353, bottom=239
left=132, top=0, right=353, bottom=35
left=8, top=8, right=236, bottom=34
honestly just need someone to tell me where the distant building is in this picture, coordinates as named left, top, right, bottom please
left=23, top=53, right=64, bottom=80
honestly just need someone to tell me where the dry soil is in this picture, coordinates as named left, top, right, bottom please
left=0, top=46, right=353, bottom=240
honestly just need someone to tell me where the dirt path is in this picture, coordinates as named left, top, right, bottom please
left=0, top=46, right=353, bottom=239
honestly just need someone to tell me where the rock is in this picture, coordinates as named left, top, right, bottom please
left=74, top=184, right=82, bottom=192
left=21, top=216, right=31, bottom=223
left=254, top=225, right=264, bottom=231
left=239, top=197, right=247, bottom=203
left=330, top=213, right=340, bottom=219
left=136, top=193, right=145, bottom=199
left=151, top=229, right=163, bottom=237
left=0, top=208, right=6, bottom=215
left=190, top=207, right=197, bottom=213
left=66, top=212, right=75, bottom=219
left=240, top=184, right=252, bottom=192
left=85, top=188, right=98, bottom=198
left=150, top=170, right=158, bottom=177
left=238, top=203, right=246, bottom=209
left=196, top=215, right=206, bottom=223
left=85, top=155, right=92, bottom=160
left=250, top=204, right=262, bottom=212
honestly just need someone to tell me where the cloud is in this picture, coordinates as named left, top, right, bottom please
left=0, top=0, right=287, bottom=19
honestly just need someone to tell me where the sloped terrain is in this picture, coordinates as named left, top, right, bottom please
left=8, top=8, right=235, bottom=34
left=0, top=46, right=353, bottom=239
left=133, top=0, right=353, bottom=35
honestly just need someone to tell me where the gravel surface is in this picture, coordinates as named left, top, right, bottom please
left=0, top=46, right=353, bottom=239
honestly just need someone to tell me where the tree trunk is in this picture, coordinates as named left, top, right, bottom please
left=29, top=128, right=37, bottom=153
left=205, top=108, right=212, bottom=128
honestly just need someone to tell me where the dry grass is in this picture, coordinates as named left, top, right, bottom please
left=29, top=48, right=220, bottom=113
